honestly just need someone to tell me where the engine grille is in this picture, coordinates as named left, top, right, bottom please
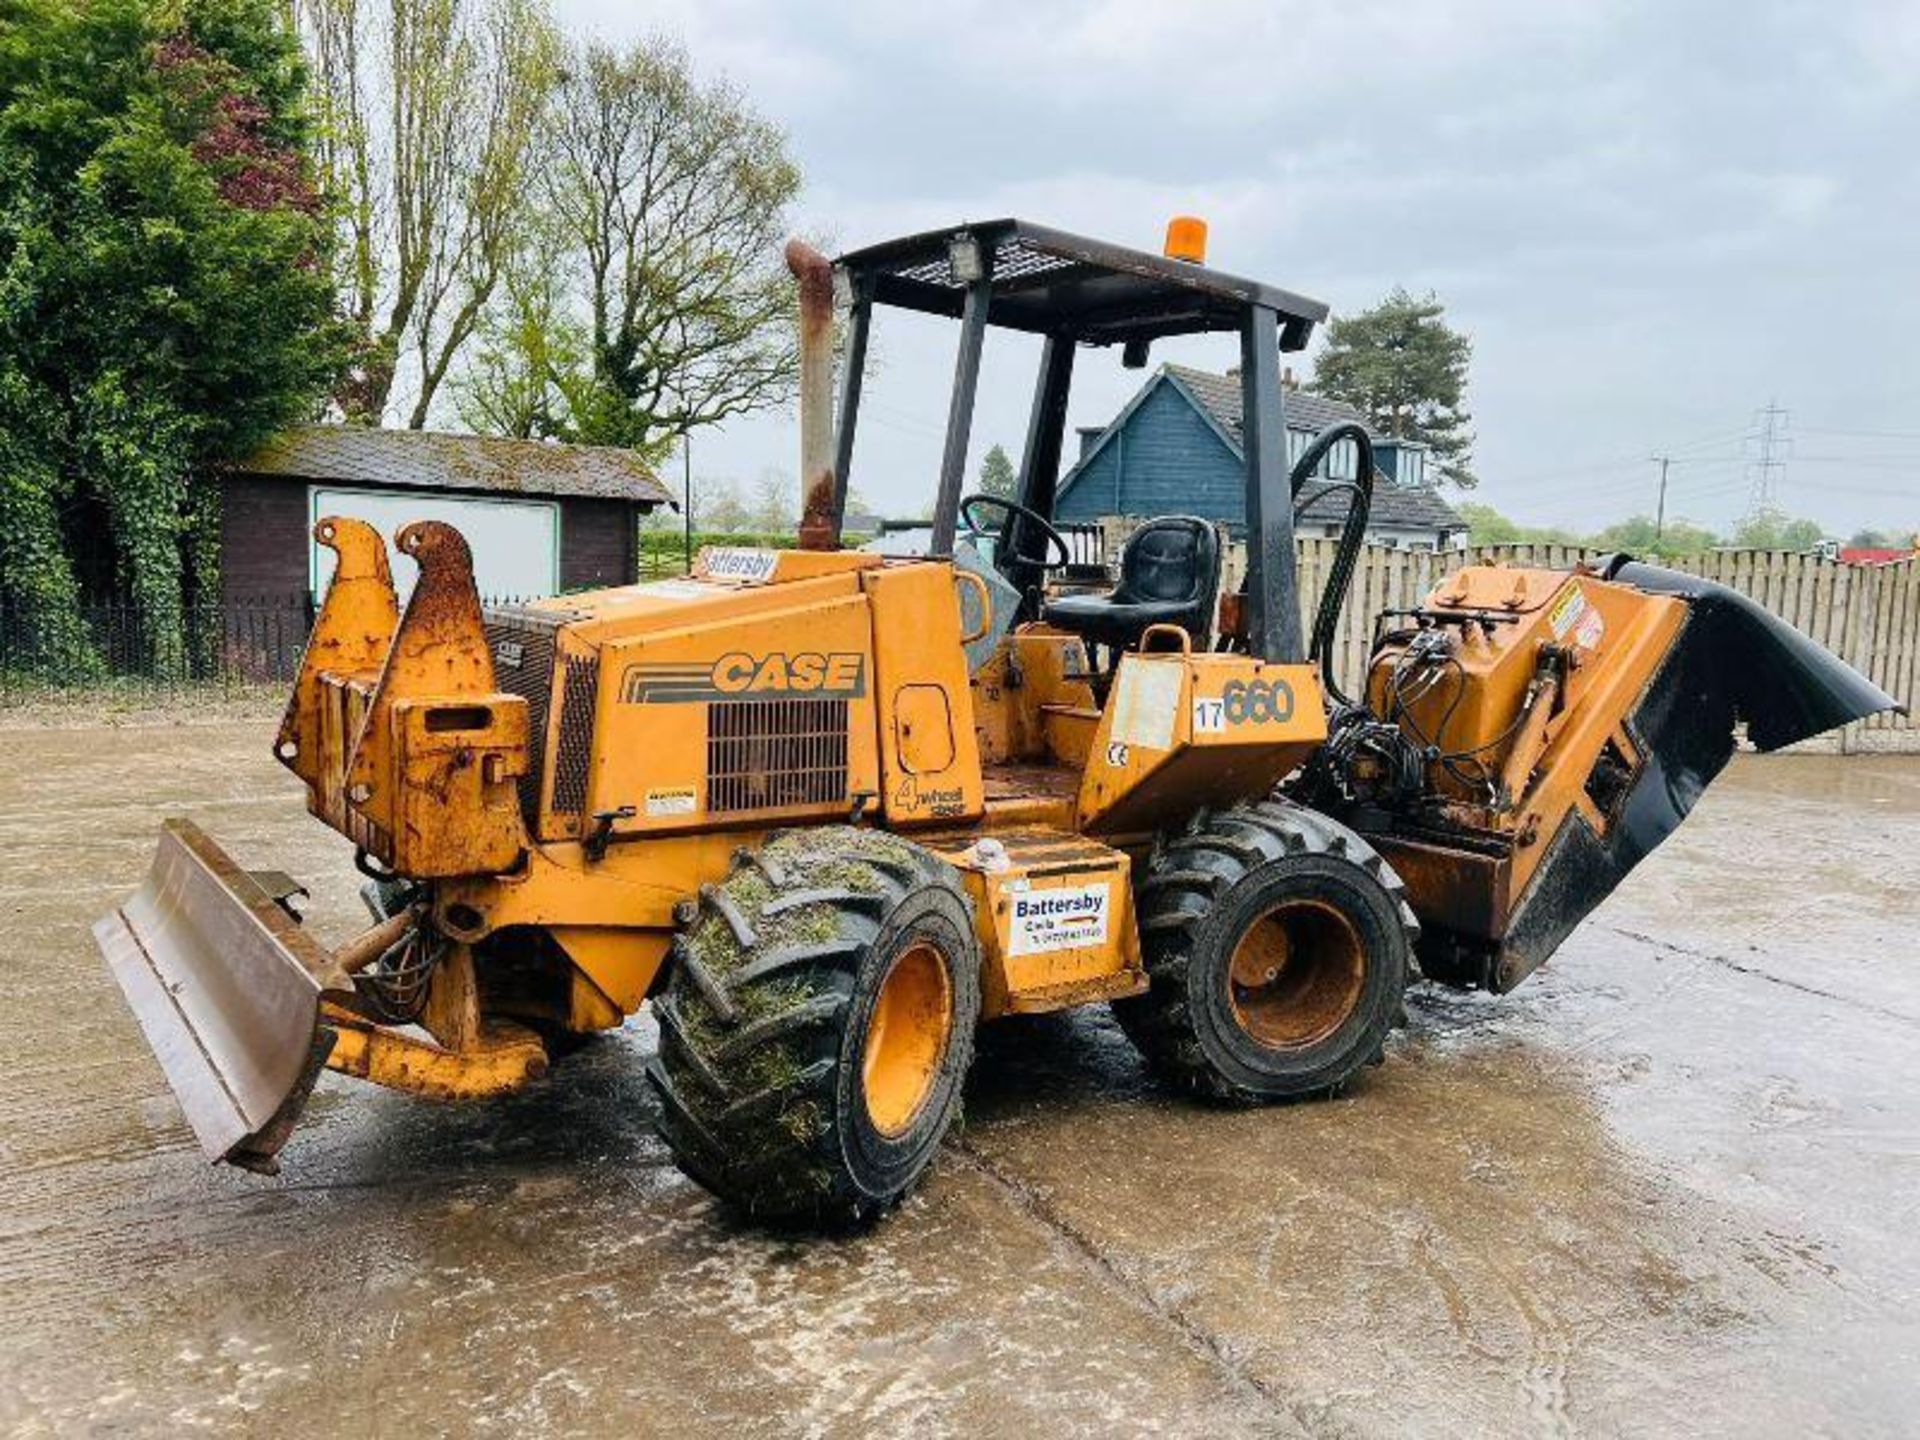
left=707, top=698, right=850, bottom=815
left=551, top=653, right=600, bottom=816
left=483, top=605, right=571, bottom=827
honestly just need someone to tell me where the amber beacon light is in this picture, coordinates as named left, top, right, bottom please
left=1164, top=214, right=1208, bottom=263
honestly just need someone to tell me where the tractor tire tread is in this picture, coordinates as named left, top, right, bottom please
left=647, top=827, right=976, bottom=1228
left=1115, top=798, right=1416, bottom=1105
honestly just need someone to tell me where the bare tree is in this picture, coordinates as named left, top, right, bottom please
left=539, top=36, right=802, bottom=462
left=298, top=0, right=559, bottom=426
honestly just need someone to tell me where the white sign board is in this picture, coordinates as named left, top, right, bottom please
left=309, top=487, right=560, bottom=603
left=1007, top=882, right=1112, bottom=957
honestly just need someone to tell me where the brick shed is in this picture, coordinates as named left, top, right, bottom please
left=220, top=426, right=672, bottom=605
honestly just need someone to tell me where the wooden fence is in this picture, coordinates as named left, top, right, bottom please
left=1207, top=538, right=1917, bottom=753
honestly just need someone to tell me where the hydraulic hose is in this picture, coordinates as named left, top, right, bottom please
left=1287, top=422, right=1376, bottom=705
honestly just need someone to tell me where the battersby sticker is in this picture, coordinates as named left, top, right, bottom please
left=1547, top=584, right=1588, bottom=639
left=697, top=548, right=779, bottom=583
left=644, top=786, right=697, bottom=817
left=1008, top=882, right=1111, bottom=957
left=621, top=652, right=866, bottom=703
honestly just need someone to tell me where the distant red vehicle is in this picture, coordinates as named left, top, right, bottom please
left=1839, top=546, right=1917, bottom=566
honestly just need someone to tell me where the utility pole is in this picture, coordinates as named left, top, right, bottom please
left=1745, top=400, right=1790, bottom=518
left=1650, top=454, right=1671, bottom=542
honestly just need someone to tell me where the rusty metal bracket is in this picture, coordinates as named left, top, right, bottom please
left=277, top=516, right=397, bottom=790
left=345, top=521, right=500, bottom=834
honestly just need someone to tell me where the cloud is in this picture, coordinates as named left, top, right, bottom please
left=554, top=0, right=1920, bottom=535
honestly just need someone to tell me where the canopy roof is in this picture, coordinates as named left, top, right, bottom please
left=834, top=218, right=1328, bottom=351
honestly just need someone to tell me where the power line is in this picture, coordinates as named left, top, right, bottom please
left=1788, top=455, right=1920, bottom=470
left=1796, top=425, right=1920, bottom=443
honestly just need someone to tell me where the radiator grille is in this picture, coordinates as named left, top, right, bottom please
left=707, top=698, right=850, bottom=815
left=482, top=605, right=576, bottom=827
left=550, top=653, right=600, bottom=816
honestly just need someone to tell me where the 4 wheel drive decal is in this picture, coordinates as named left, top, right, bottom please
left=621, top=652, right=867, bottom=703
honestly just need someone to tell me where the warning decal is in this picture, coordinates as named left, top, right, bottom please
left=1008, top=882, right=1111, bottom=957
left=645, top=786, right=698, bottom=816
left=1547, top=584, right=1587, bottom=639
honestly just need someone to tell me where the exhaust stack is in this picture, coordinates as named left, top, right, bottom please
left=785, top=238, right=839, bottom=551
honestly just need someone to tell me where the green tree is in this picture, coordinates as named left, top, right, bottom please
left=1847, top=527, right=1908, bottom=549
left=1314, top=287, right=1476, bottom=488
left=298, top=0, right=560, bottom=426
left=453, top=211, right=583, bottom=438
left=748, top=469, right=792, bottom=531
left=537, top=36, right=803, bottom=462
left=1590, top=513, right=1720, bottom=557
left=1731, top=507, right=1825, bottom=552
left=0, top=0, right=342, bottom=673
left=977, top=443, right=1017, bottom=499
left=1452, top=502, right=1580, bottom=547
left=694, top=476, right=751, bottom=532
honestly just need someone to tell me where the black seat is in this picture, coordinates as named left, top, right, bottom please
left=1043, top=516, right=1221, bottom=653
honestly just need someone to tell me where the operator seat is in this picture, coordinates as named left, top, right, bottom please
left=1042, top=516, right=1221, bottom=656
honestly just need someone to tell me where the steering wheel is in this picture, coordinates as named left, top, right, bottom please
left=958, top=493, right=1071, bottom=570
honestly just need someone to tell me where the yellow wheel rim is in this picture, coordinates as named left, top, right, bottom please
left=1227, top=899, right=1366, bottom=1050
left=861, top=939, right=955, bottom=1138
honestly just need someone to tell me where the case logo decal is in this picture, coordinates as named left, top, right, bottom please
left=621, top=652, right=866, bottom=703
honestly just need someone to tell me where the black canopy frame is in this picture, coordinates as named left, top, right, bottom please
left=830, top=219, right=1331, bottom=663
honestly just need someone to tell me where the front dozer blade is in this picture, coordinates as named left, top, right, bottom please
left=95, top=819, right=339, bottom=1172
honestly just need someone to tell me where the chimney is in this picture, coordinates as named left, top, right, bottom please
left=1282, top=366, right=1298, bottom=391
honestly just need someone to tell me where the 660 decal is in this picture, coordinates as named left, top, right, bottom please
left=1193, top=676, right=1295, bottom=731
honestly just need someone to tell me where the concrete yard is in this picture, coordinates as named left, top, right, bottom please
left=1, top=720, right=1915, bottom=1437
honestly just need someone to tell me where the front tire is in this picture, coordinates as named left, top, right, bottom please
left=1114, top=800, right=1416, bottom=1102
left=647, top=828, right=979, bottom=1228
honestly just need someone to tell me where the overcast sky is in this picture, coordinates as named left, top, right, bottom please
left=557, top=0, right=1919, bottom=537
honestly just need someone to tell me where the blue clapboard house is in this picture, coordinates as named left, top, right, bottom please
left=1056, top=365, right=1466, bottom=551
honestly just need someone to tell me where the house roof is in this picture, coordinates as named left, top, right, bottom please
left=1165, top=364, right=1368, bottom=437
left=239, top=425, right=673, bottom=506
left=1061, top=365, right=1467, bottom=535
left=1295, top=478, right=1467, bottom=532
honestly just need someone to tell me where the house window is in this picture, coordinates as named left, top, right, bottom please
left=1323, top=524, right=1343, bottom=538
left=1404, top=450, right=1424, bottom=487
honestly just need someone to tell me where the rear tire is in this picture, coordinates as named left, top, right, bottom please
left=1114, top=800, right=1416, bottom=1102
left=647, top=829, right=979, bottom=1228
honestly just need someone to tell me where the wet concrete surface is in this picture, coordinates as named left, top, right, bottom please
left=1, top=722, right=1915, bottom=1436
